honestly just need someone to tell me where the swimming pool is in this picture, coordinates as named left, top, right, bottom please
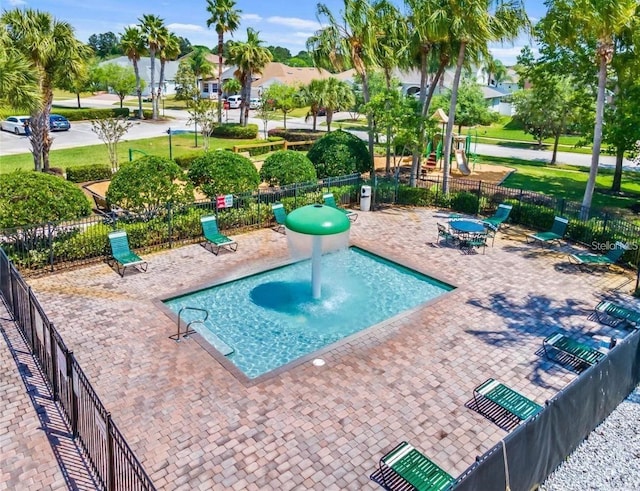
left=162, top=247, right=453, bottom=379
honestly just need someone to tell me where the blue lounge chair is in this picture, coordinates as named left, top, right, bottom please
left=527, top=216, right=568, bottom=247
left=370, top=441, right=454, bottom=491
left=271, top=202, right=287, bottom=234
left=569, top=241, right=627, bottom=270
left=323, top=193, right=357, bottom=221
left=200, top=216, right=238, bottom=255
left=482, top=204, right=512, bottom=231
left=107, top=230, right=148, bottom=277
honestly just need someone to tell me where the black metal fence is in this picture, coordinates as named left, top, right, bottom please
left=0, top=248, right=156, bottom=491
left=2, top=172, right=639, bottom=275
left=451, top=328, right=640, bottom=490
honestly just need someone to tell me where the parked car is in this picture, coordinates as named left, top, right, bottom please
left=227, top=95, right=242, bottom=109
left=49, top=114, right=71, bottom=131
left=249, top=98, right=261, bottom=110
left=1, top=115, right=30, bottom=135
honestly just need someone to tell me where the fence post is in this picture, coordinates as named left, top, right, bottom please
left=257, top=189, right=261, bottom=229
left=49, top=323, right=59, bottom=402
left=67, top=351, right=79, bottom=438
left=106, top=413, right=115, bottom=491
left=476, top=180, right=482, bottom=216
left=167, top=202, right=173, bottom=249
left=294, top=183, right=298, bottom=208
left=48, top=222, right=54, bottom=272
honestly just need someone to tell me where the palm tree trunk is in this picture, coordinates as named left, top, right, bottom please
left=133, top=61, right=143, bottom=119
left=361, top=75, right=375, bottom=174
left=326, top=111, right=333, bottom=132
left=581, top=56, right=607, bottom=218
left=149, top=49, right=158, bottom=120
left=442, top=42, right=467, bottom=194
left=158, top=60, right=166, bottom=117
left=217, top=33, right=224, bottom=124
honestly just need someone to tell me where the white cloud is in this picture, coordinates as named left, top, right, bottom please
left=241, top=13, right=263, bottom=22
left=7, top=0, right=27, bottom=6
left=490, top=45, right=539, bottom=65
left=167, top=23, right=204, bottom=33
left=266, top=16, right=321, bottom=31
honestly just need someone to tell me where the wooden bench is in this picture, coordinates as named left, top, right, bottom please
left=543, top=332, right=605, bottom=368
left=370, top=441, right=454, bottom=491
left=474, top=378, right=542, bottom=423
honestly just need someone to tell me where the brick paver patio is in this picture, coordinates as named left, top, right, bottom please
left=3, top=207, right=637, bottom=490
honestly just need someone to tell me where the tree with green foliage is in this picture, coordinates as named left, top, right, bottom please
left=256, top=88, right=276, bottom=138
left=107, top=156, right=194, bottom=216
left=58, top=61, right=93, bottom=109
left=139, top=14, right=167, bottom=121
left=90, top=117, right=134, bottom=171
left=267, top=83, right=299, bottom=130
left=120, top=26, right=147, bottom=118
left=93, top=63, right=140, bottom=108
left=206, top=0, right=242, bottom=123
left=88, top=32, right=122, bottom=58
left=188, top=150, right=260, bottom=198
left=260, top=151, right=317, bottom=186
left=177, top=36, right=193, bottom=57
left=298, top=79, right=327, bottom=132
left=158, top=31, right=181, bottom=111
left=435, top=80, right=497, bottom=133
left=2, top=9, right=91, bottom=173
left=0, top=172, right=91, bottom=229
left=538, top=0, right=639, bottom=216
left=307, top=129, right=371, bottom=178
left=321, top=77, right=356, bottom=132
left=0, top=29, right=40, bottom=111
left=267, top=46, right=292, bottom=62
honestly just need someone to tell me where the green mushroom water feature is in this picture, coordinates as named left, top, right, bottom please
left=284, top=204, right=351, bottom=299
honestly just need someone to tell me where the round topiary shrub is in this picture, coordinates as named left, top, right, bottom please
left=259, top=150, right=317, bottom=186
left=107, top=155, right=194, bottom=215
left=187, top=150, right=260, bottom=199
left=306, top=129, right=371, bottom=178
left=0, top=171, right=91, bottom=228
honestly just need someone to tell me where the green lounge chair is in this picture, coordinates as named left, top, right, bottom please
left=543, top=332, right=605, bottom=369
left=569, top=241, right=627, bottom=269
left=527, top=216, right=568, bottom=247
left=200, top=215, right=238, bottom=255
left=473, top=378, right=542, bottom=423
left=594, top=300, right=640, bottom=328
left=107, top=230, right=148, bottom=277
left=271, top=202, right=287, bottom=234
left=323, top=193, right=357, bottom=221
left=370, top=441, right=454, bottom=491
left=482, top=203, right=512, bottom=231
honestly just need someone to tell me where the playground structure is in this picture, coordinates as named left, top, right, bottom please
left=421, top=131, right=477, bottom=179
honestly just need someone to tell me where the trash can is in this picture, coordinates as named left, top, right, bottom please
left=360, top=185, right=372, bottom=212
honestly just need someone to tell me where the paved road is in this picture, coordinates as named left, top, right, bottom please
left=1, top=94, right=637, bottom=172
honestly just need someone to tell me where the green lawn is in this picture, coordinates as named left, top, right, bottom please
left=0, top=134, right=262, bottom=173
left=480, top=155, right=640, bottom=211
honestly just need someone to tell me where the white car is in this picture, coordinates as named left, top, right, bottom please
left=227, top=95, right=242, bottom=109
left=249, top=98, right=261, bottom=110
left=1, top=115, right=30, bottom=135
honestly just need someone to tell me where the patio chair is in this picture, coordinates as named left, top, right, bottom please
left=568, top=241, right=627, bottom=270
left=107, top=230, right=148, bottom=277
left=473, top=378, right=542, bottom=424
left=459, top=232, right=488, bottom=255
left=526, top=216, right=568, bottom=247
left=323, top=193, right=358, bottom=222
left=271, top=202, right=287, bottom=234
left=370, top=441, right=455, bottom=491
left=542, top=332, right=605, bottom=369
left=437, top=223, right=457, bottom=245
left=593, top=300, right=640, bottom=328
left=200, top=215, right=238, bottom=255
left=482, top=204, right=513, bottom=231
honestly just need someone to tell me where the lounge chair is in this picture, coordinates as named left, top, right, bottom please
left=569, top=241, right=627, bottom=270
left=482, top=204, right=512, bottom=231
left=593, top=300, right=640, bottom=328
left=271, top=202, right=287, bottom=234
left=107, top=230, right=148, bottom=277
left=526, top=216, right=568, bottom=247
left=323, top=193, right=357, bottom=221
left=543, top=332, right=605, bottom=369
left=370, top=441, right=454, bottom=491
left=473, top=378, right=542, bottom=424
left=200, top=215, right=238, bottom=255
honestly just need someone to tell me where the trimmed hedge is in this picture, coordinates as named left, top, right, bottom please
left=174, top=152, right=205, bottom=169
left=66, top=165, right=112, bottom=183
left=50, top=107, right=130, bottom=121
left=307, top=130, right=371, bottom=178
left=211, top=123, right=258, bottom=139
left=267, top=128, right=325, bottom=142
left=260, top=151, right=317, bottom=186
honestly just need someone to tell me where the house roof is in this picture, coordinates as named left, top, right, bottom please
left=481, top=85, right=508, bottom=99
left=250, top=62, right=334, bottom=88
left=99, top=56, right=180, bottom=83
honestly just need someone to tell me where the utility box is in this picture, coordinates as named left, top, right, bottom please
left=360, top=185, right=372, bottom=211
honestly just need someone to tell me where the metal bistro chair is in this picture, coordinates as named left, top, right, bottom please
left=459, top=231, right=488, bottom=254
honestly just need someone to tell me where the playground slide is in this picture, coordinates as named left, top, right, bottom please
left=455, top=149, right=471, bottom=176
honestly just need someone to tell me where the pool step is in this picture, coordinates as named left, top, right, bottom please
left=209, top=333, right=234, bottom=356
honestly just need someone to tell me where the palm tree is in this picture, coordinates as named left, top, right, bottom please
left=188, top=47, right=214, bottom=98
left=120, top=26, right=146, bottom=118
left=307, top=0, right=380, bottom=167
left=139, top=14, right=166, bottom=120
left=158, top=31, right=181, bottom=113
left=206, top=0, right=242, bottom=123
left=441, top=0, right=529, bottom=193
left=2, top=8, right=89, bottom=172
left=299, top=79, right=326, bottom=131
left=540, top=0, right=639, bottom=217
left=227, top=28, right=272, bottom=126
left=322, top=77, right=356, bottom=132
left=0, top=29, right=40, bottom=111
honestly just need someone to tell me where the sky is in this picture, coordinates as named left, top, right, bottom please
left=7, top=0, right=547, bottom=65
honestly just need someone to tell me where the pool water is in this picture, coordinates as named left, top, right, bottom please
left=163, top=247, right=453, bottom=379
